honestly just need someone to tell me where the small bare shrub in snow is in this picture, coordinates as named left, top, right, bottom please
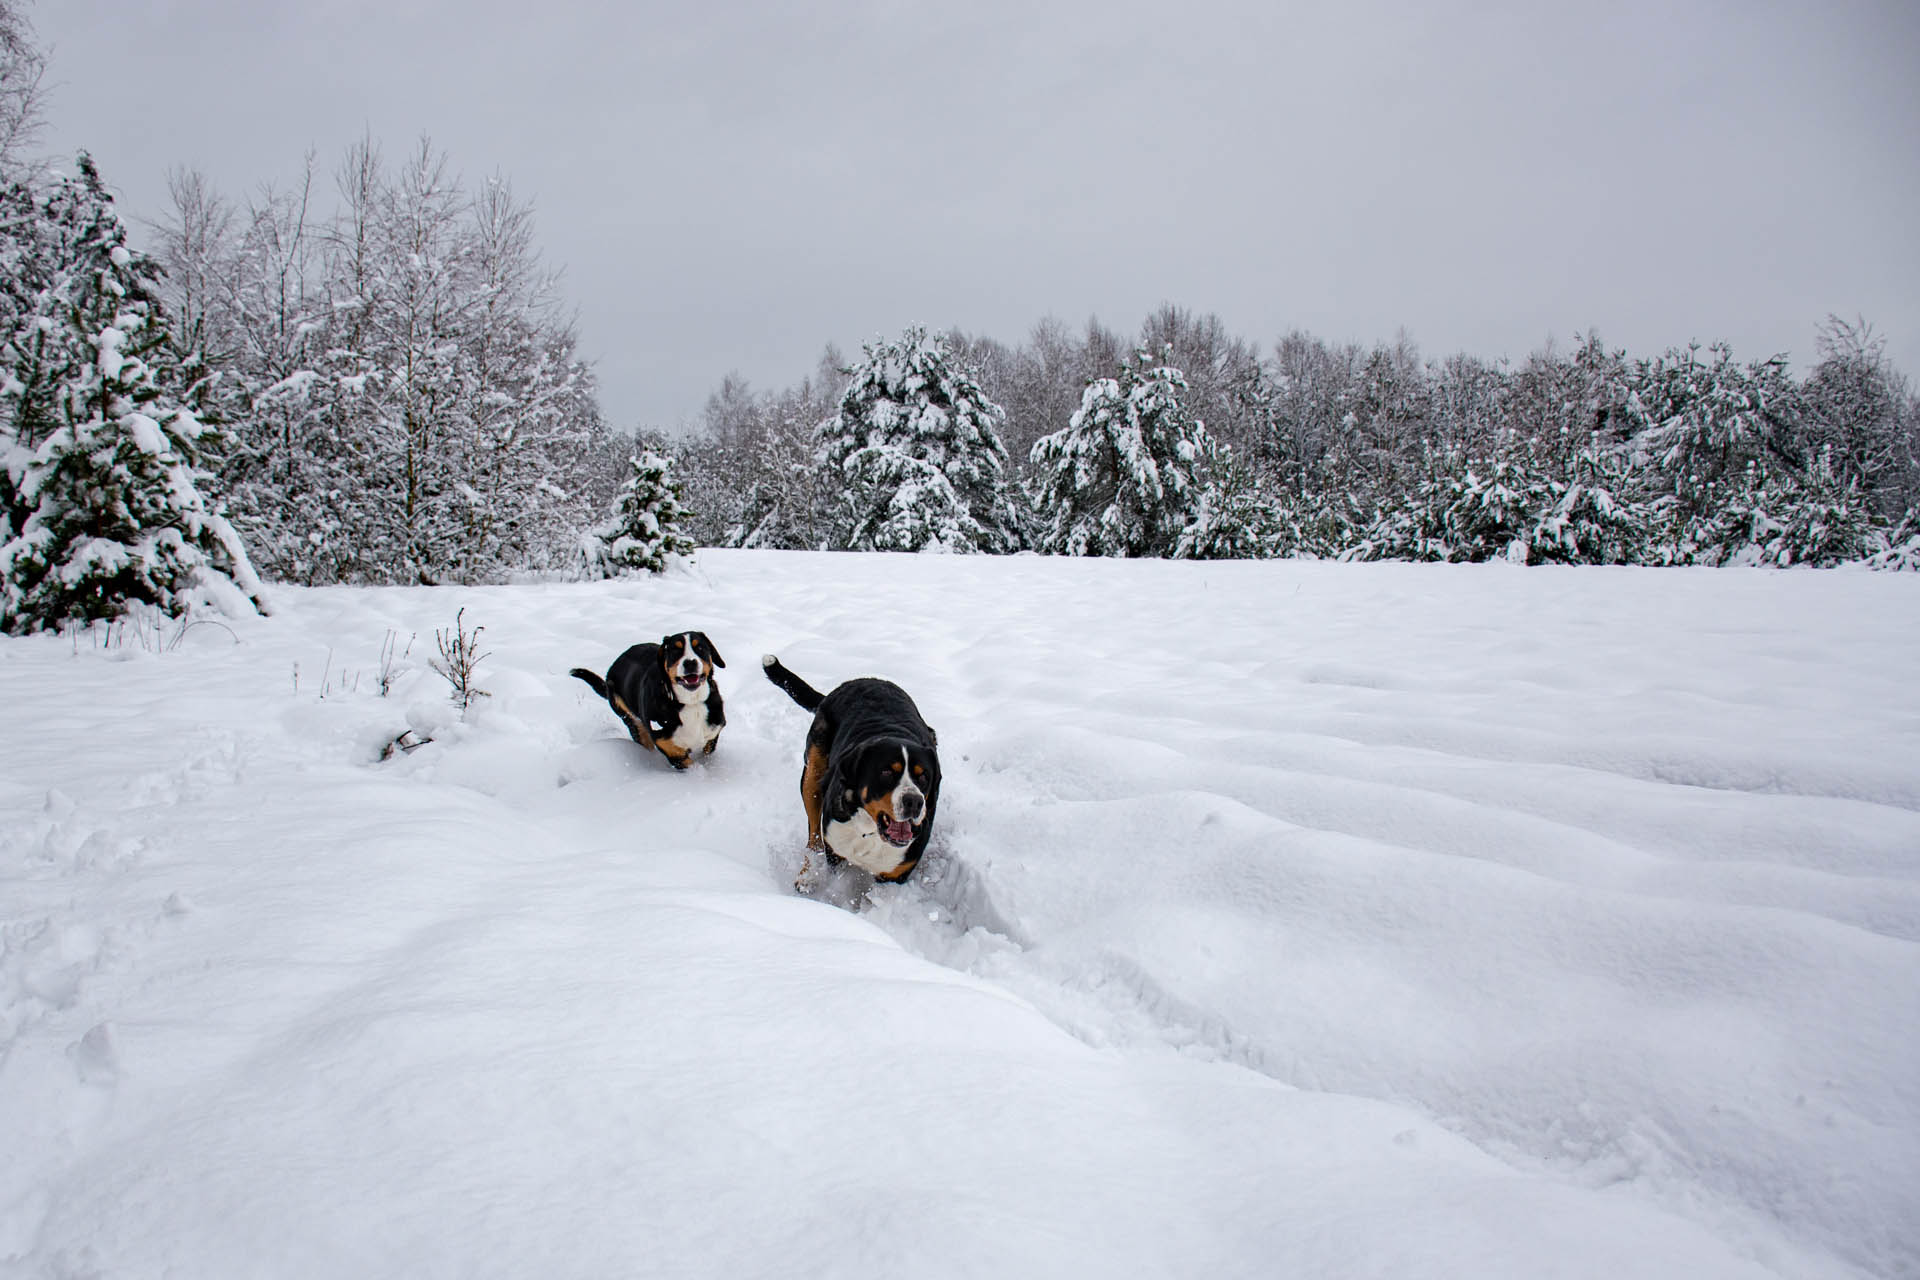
left=430, top=607, right=490, bottom=713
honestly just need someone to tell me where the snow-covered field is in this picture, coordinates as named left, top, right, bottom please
left=3, top=551, right=1916, bottom=1279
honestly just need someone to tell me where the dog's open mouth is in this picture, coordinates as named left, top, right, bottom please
left=880, top=817, right=916, bottom=847
left=677, top=674, right=705, bottom=691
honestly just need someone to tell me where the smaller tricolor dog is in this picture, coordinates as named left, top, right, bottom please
left=571, top=631, right=725, bottom=769
left=762, top=654, right=940, bottom=884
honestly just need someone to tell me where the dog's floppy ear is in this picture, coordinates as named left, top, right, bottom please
left=823, top=757, right=856, bottom=822
left=694, top=632, right=725, bottom=668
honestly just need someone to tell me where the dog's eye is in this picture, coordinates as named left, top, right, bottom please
left=912, top=765, right=924, bottom=777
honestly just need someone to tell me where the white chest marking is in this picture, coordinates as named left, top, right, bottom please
left=664, top=680, right=720, bottom=754
left=824, top=809, right=908, bottom=876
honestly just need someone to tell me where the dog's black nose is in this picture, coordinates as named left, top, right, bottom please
left=898, top=795, right=924, bottom=822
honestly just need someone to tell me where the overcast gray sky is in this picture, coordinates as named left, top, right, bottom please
left=31, top=0, right=1920, bottom=430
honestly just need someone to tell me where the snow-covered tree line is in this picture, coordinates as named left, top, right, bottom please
left=673, top=309, right=1920, bottom=569
left=152, top=138, right=623, bottom=585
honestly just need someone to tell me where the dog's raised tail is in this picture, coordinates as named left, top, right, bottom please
left=569, top=667, right=609, bottom=699
left=761, top=654, right=824, bottom=712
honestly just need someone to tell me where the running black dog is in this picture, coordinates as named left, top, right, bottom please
left=762, top=654, right=939, bottom=884
left=572, top=632, right=725, bottom=769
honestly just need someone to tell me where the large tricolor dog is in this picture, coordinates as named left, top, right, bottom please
left=571, top=631, right=726, bottom=769
left=762, top=654, right=940, bottom=885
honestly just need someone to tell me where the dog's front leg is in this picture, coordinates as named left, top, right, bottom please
left=801, top=743, right=829, bottom=851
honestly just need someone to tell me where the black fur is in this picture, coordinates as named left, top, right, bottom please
left=572, top=631, right=726, bottom=769
left=760, top=653, right=824, bottom=711
left=764, top=655, right=940, bottom=883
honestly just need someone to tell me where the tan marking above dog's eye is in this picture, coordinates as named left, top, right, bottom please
left=889, top=761, right=902, bottom=772
left=912, top=765, right=924, bottom=776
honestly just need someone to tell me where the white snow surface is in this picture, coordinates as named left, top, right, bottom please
left=2, top=551, right=1915, bottom=1279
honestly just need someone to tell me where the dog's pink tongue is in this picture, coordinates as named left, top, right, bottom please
left=884, top=819, right=914, bottom=843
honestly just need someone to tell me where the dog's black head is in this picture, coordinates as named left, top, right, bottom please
left=835, top=738, right=939, bottom=849
left=660, top=631, right=724, bottom=695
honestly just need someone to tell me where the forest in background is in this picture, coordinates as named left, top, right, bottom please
left=3, top=0, right=1917, bottom=638
left=670, top=307, right=1919, bottom=569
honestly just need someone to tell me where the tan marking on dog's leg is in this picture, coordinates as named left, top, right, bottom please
left=610, top=694, right=656, bottom=751
left=874, top=858, right=919, bottom=883
left=657, top=739, right=692, bottom=770
left=801, top=743, right=829, bottom=851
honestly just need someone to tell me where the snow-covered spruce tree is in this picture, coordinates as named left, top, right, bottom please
left=819, top=327, right=1023, bottom=553
left=1712, top=449, right=1880, bottom=568
left=1620, top=343, right=1795, bottom=529
left=1436, top=454, right=1553, bottom=563
left=1347, top=445, right=1456, bottom=563
left=1866, top=509, right=1920, bottom=571
left=1348, top=440, right=1545, bottom=564
left=0, top=154, right=261, bottom=633
left=580, top=450, right=694, bottom=576
left=1028, top=351, right=1217, bottom=558
left=1174, top=449, right=1278, bottom=559
left=1525, top=440, right=1645, bottom=565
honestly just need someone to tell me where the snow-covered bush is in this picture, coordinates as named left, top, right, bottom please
left=1716, top=452, right=1881, bottom=568
left=1174, top=453, right=1279, bottom=560
left=1864, top=516, right=1920, bottom=571
left=579, top=451, right=694, bottom=577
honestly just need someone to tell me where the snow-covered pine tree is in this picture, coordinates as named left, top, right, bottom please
left=1174, top=448, right=1276, bottom=560
left=580, top=450, right=694, bottom=576
left=819, top=327, right=1023, bottom=554
left=1866, top=509, right=1920, bottom=571
left=1028, top=350, right=1216, bottom=557
left=1621, top=342, right=1796, bottom=520
left=1712, top=448, right=1881, bottom=568
left=0, top=154, right=262, bottom=633
left=1526, top=439, right=1645, bottom=565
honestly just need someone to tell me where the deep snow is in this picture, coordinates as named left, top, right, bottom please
left=2, top=551, right=1915, bottom=1279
